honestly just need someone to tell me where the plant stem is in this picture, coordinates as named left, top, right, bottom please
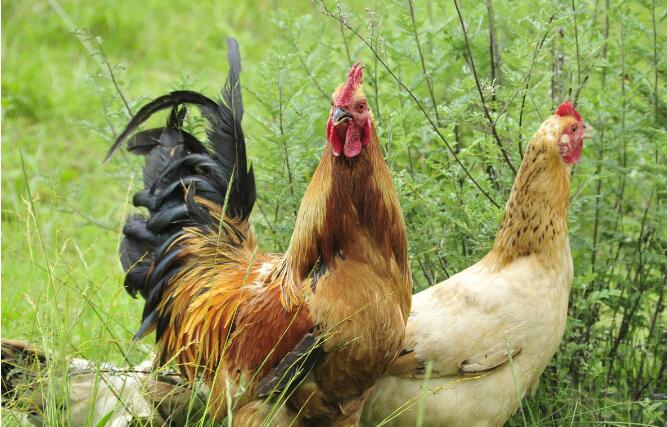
left=453, top=0, right=517, bottom=175
left=47, top=0, right=133, bottom=117
left=591, top=0, right=610, bottom=272
left=651, top=0, right=659, bottom=164
left=338, top=9, right=353, bottom=65
left=277, top=70, right=296, bottom=215
left=407, top=0, right=441, bottom=125
left=571, top=0, right=581, bottom=88
left=486, top=0, right=502, bottom=86
left=509, top=14, right=555, bottom=158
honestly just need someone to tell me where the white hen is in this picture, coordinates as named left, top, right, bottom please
left=362, top=102, right=586, bottom=427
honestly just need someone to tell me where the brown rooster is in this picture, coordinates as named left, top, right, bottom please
left=107, top=38, right=411, bottom=425
left=362, top=102, right=586, bottom=427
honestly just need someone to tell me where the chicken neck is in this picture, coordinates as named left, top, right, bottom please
left=487, top=139, right=571, bottom=266
left=279, top=128, right=409, bottom=296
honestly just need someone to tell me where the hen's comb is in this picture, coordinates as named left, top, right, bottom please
left=555, top=101, right=582, bottom=121
left=336, top=61, right=364, bottom=104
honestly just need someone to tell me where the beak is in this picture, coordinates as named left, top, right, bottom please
left=332, top=107, right=351, bottom=127
left=581, top=121, right=592, bottom=136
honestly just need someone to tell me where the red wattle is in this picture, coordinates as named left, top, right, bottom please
left=344, top=124, right=362, bottom=157
left=326, top=117, right=343, bottom=156
left=361, top=118, right=372, bottom=147
left=560, top=122, right=586, bottom=164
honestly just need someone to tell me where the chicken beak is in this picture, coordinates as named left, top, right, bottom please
left=332, top=107, right=351, bottom=127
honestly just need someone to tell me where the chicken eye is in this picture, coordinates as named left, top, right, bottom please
left=356, top=103, right=365, bottom=112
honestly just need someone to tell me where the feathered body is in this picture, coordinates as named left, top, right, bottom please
left=110, top=42, right=410, bottom=425
left=1, top=340, right=200, bottom=426
left=363, top=104, right=586, bottom=427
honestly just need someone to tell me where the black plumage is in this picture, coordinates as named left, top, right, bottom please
left=108, top=37, right=255, bottom=340
left=256, top=332, right=324, bottom=400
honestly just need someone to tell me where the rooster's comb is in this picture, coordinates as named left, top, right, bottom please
left=335, top=61, right=364, bottom=104
left=555, top=101, right=582, bottom=121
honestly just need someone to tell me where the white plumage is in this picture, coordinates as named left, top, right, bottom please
left=363, top=254, right=572, bottom=427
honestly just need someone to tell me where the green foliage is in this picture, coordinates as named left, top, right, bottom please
left=2, top=0, right=665, bottom=425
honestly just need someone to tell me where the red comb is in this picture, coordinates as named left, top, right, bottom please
left=555, top=101, right=582, bottom=121
left=336, top=61, right=364, bottom=104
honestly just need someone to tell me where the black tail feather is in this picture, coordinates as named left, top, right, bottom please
left=108, top=37, right=255, bottom=339
left=105, top=92, right=218, bottom=162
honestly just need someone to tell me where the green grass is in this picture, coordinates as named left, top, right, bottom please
left=2, top=0, right=666, bottom=425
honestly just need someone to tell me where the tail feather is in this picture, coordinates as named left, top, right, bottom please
left=104, top=91, right=219, bottom=162
left=108, top=36, right=256, bottom=340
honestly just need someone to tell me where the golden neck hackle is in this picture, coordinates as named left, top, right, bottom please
left=487, top=117, right=573, bottom=266
left=275, top=126, right=409, bottom=304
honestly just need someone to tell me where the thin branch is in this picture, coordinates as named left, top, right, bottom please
left=426, top=0, right=435, bottom=55
left=396, top=62, right=415, bottom=178
left=527, top=91, right=543, bottom=122
left=616, top=18, right=627, bottom=212
left=337, top=2, right=353, bottom=65
left=571, top=2, right=608, bottom=106
left=54, top=205, right=117, bottom=232
left=591, top=0, right=610, bottom=272
left=550, top=44, right=557, bottom=105
left=600, top=0, right=609, bottom=88
left=46, top=0, right=133, bottom=118
left=485, top=1, right=503, bottom=192
left=453, top=0, right=517, bottom=175
left=367, top=8, right=383, bottom=125
left=572, top=75, right=591, bottom=107
left=590, top=129, right=605, bottom=269
left=277, top=70, right=297, bottom=215
left=93, top=39, right=133, bottom=117
left=417, top=258, right=435, bottom=287
left=633, top=259, right=664, bottom=399
left=486, top=0, right=502, bottom=86
left=607, top=198, right=653, bottom=362
left=517, top=21, right=554, bottom=157
left=255, top=200, right=276, bottom=234
left=651, top=0, right=659, bottom=164
left=315, top=0, right=500, bottom=208
left=373, top=55, right=382, bottom=125
left=93, top=84, right=118, bottom=138
left=407, top=0, right=441, bottom=125
left=571, top=0, right=581, bottom=88
left=492, top=13, right=555, bottom=157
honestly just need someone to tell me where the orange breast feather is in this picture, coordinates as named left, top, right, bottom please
left=156, top=252, right=313, bottom=394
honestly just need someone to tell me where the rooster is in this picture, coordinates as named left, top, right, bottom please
left=362, top=102, right=586, bottom=427
left=106, top=38, right=411, bottom=425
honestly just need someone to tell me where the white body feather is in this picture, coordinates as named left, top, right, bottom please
left=363, top=246, right=573, bottom=427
